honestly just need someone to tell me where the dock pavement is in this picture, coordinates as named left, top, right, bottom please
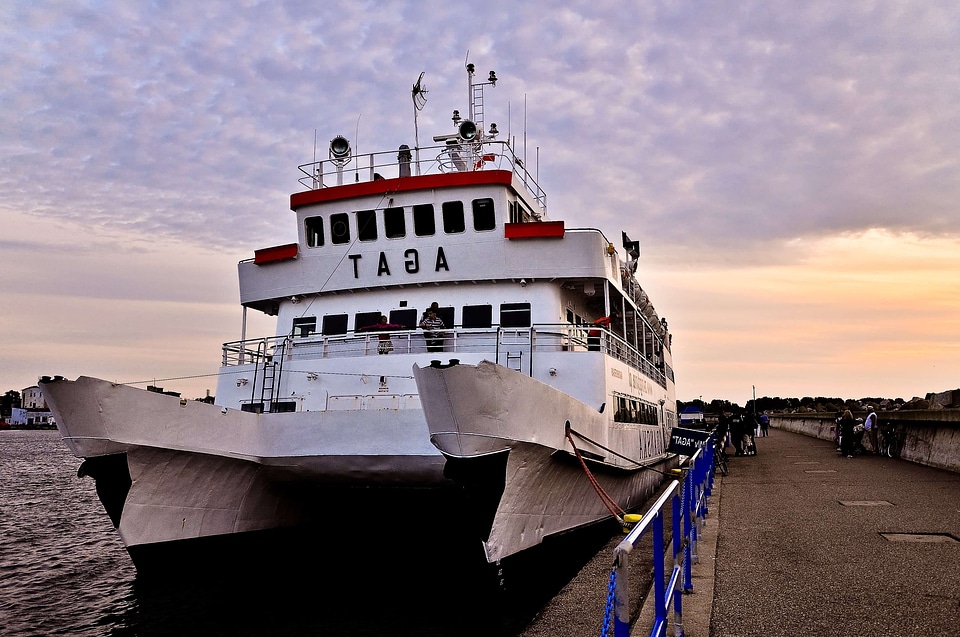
left=646, top=426, right=960, bottom=636
left=521, top=427, right=960, bottom=637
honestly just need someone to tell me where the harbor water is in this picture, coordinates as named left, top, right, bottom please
left=0, top=430, right=616, bottom=636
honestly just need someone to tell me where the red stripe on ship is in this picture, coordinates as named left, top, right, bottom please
left=290, top=170, right=514, bottom=210
left=504, top=221, right=564, bottom=239
left=254, top=243, right=298, bottom=264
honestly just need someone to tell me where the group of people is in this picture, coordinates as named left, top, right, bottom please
left=836, top=407, right=878, bottom=457
left=717, top=410, right=767, bottom=456
left=358, top=302, right=447, bottom=354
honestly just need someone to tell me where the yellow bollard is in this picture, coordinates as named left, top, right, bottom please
left=621, top=513, right=643, bottom=532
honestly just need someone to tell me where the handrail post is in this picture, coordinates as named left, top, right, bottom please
left=652, top=511, right=667, bottom=636
left=683, top=465, right=695, bottom=592
left=613, top=549, right=630, bottom=637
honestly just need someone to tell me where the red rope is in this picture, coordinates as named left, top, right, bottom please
left=565, top=428, right=626, bottom=519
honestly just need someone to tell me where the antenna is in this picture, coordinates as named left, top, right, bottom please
left=354, top=114, right=361, bottom=182
left=312, top=129, right=318, bottom=189
left=412, top=71, right=427, bottom=175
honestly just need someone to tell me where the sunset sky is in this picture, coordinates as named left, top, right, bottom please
left=2, top=1, right=959, bottom=407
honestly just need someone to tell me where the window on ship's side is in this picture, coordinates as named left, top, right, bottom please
left=330, top=212, right=351, bottom=245
left=357, top=210, right=377, bottom=242
left=413, top=204, right=435, bottom=236
left=322, top=314, right=348, bottom=335
left=305, top=216, right=324, bottom=247
left=472, top=198, right=496, bottom=231
left=462, top=304, right=492, bottom=328
left=389, top=308, right=417, bottom=329
left=354, top=311, right=381, bottom=332
left=385, top=206, right=406, bottom=238
left=292, top=317, right=317, bottom=338
left=442, top=201, right=465, bottom=234
left=499, top=302, right=531, bottom=328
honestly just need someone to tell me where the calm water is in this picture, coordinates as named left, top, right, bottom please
left=0, top=430, right=611, bottom=636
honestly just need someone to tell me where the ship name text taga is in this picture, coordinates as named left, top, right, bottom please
left=347, top=247, right=450, bottom=278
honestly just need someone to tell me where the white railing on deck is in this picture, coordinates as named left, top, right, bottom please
left=297, top=139, right=547, bottom=214
left=222, top=324, right=667, bottom=388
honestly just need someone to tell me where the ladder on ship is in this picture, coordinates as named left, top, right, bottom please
left=260, top=360, right=277, bottom=410
left=247, top=338, right=288, bottom=412
left=472, top=82, right=485, bottom=136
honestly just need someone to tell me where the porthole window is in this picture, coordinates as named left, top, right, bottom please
left=331, top=212, right=350, bottom=244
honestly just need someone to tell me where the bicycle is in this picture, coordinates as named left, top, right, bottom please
left=878, top=426, right=900, bottom=458
left=713, top=440, right=728, bottom=476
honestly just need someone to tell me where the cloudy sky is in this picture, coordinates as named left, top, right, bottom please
left=3, top=1, right=959, bottom=406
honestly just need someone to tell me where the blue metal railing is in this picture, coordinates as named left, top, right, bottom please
left=604, top=439, right=715, bottom=637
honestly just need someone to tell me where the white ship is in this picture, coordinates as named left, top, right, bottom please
left=41, top=60, right=678, bottom=571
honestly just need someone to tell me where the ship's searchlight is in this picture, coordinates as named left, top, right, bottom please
left=329, top=135, right=351, bottom=163
left=458, top=120, right=478, bottom=141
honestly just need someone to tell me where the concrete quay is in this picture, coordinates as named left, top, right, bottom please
left=522, top=426, right=960, bottom=637
left=655, top=427, right=960, bottom=637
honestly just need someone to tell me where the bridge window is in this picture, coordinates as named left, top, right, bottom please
left=330, top=213, right=351, bottom=245
left=305, top=216, right=324, bottom=247
left=442, top=201, right=465, bottom=234
left=385, top=206, right=406, bottom=238
left=473, top=198, right=496, bottom=231
left=413, top=204, right=435, bottom=236
left=357, top=210, right=377, bottom=241
left=463, top=304, right=492, bottom=328
left=292, top=317, right=317, bottom=338
left=321, top=314, right=348, bottom=335
left=500, top=302, right=531, bottom=328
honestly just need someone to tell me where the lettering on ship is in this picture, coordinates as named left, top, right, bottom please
left=628, top=372, right=653, bottom=396
left=347, top=247, right=450, bottom=278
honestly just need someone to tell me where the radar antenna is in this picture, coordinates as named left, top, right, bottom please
left=412, top=72, right=427, bottom=175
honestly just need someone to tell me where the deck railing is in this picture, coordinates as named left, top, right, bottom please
left=604, top=440, right=715, bottom=637
left=221, top=323, right=667, bottom=388
left=296, top=138, right=547, bottom=213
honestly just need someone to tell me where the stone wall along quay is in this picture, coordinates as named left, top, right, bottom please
left=770, top=410, right=960, bottom=473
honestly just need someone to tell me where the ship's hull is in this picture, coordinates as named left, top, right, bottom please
left=413, top=360, right=677, bottom=562
left=40, top=375, right=458, bottom=569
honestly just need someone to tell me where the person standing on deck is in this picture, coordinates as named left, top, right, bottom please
left=419, top=308, right=446, bottom=353
left=360, top=315, right=402, bottom=354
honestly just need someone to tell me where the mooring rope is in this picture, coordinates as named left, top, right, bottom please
left=566, top=425, right=678, bottom=477
left=565, top=425, right=626, bottom=519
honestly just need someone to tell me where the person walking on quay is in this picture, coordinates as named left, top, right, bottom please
left=839, top=409, right=857, bottom=458
left=759, top=412, right=769, bottom=437
left=864, top=407, right=878, bottom=453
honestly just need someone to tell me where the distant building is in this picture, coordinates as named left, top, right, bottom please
left=9, top=385, right=55, bottom=428
left=22, top=385, right=46, bottom=409
left=679, top=405, right=705, bottom=427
